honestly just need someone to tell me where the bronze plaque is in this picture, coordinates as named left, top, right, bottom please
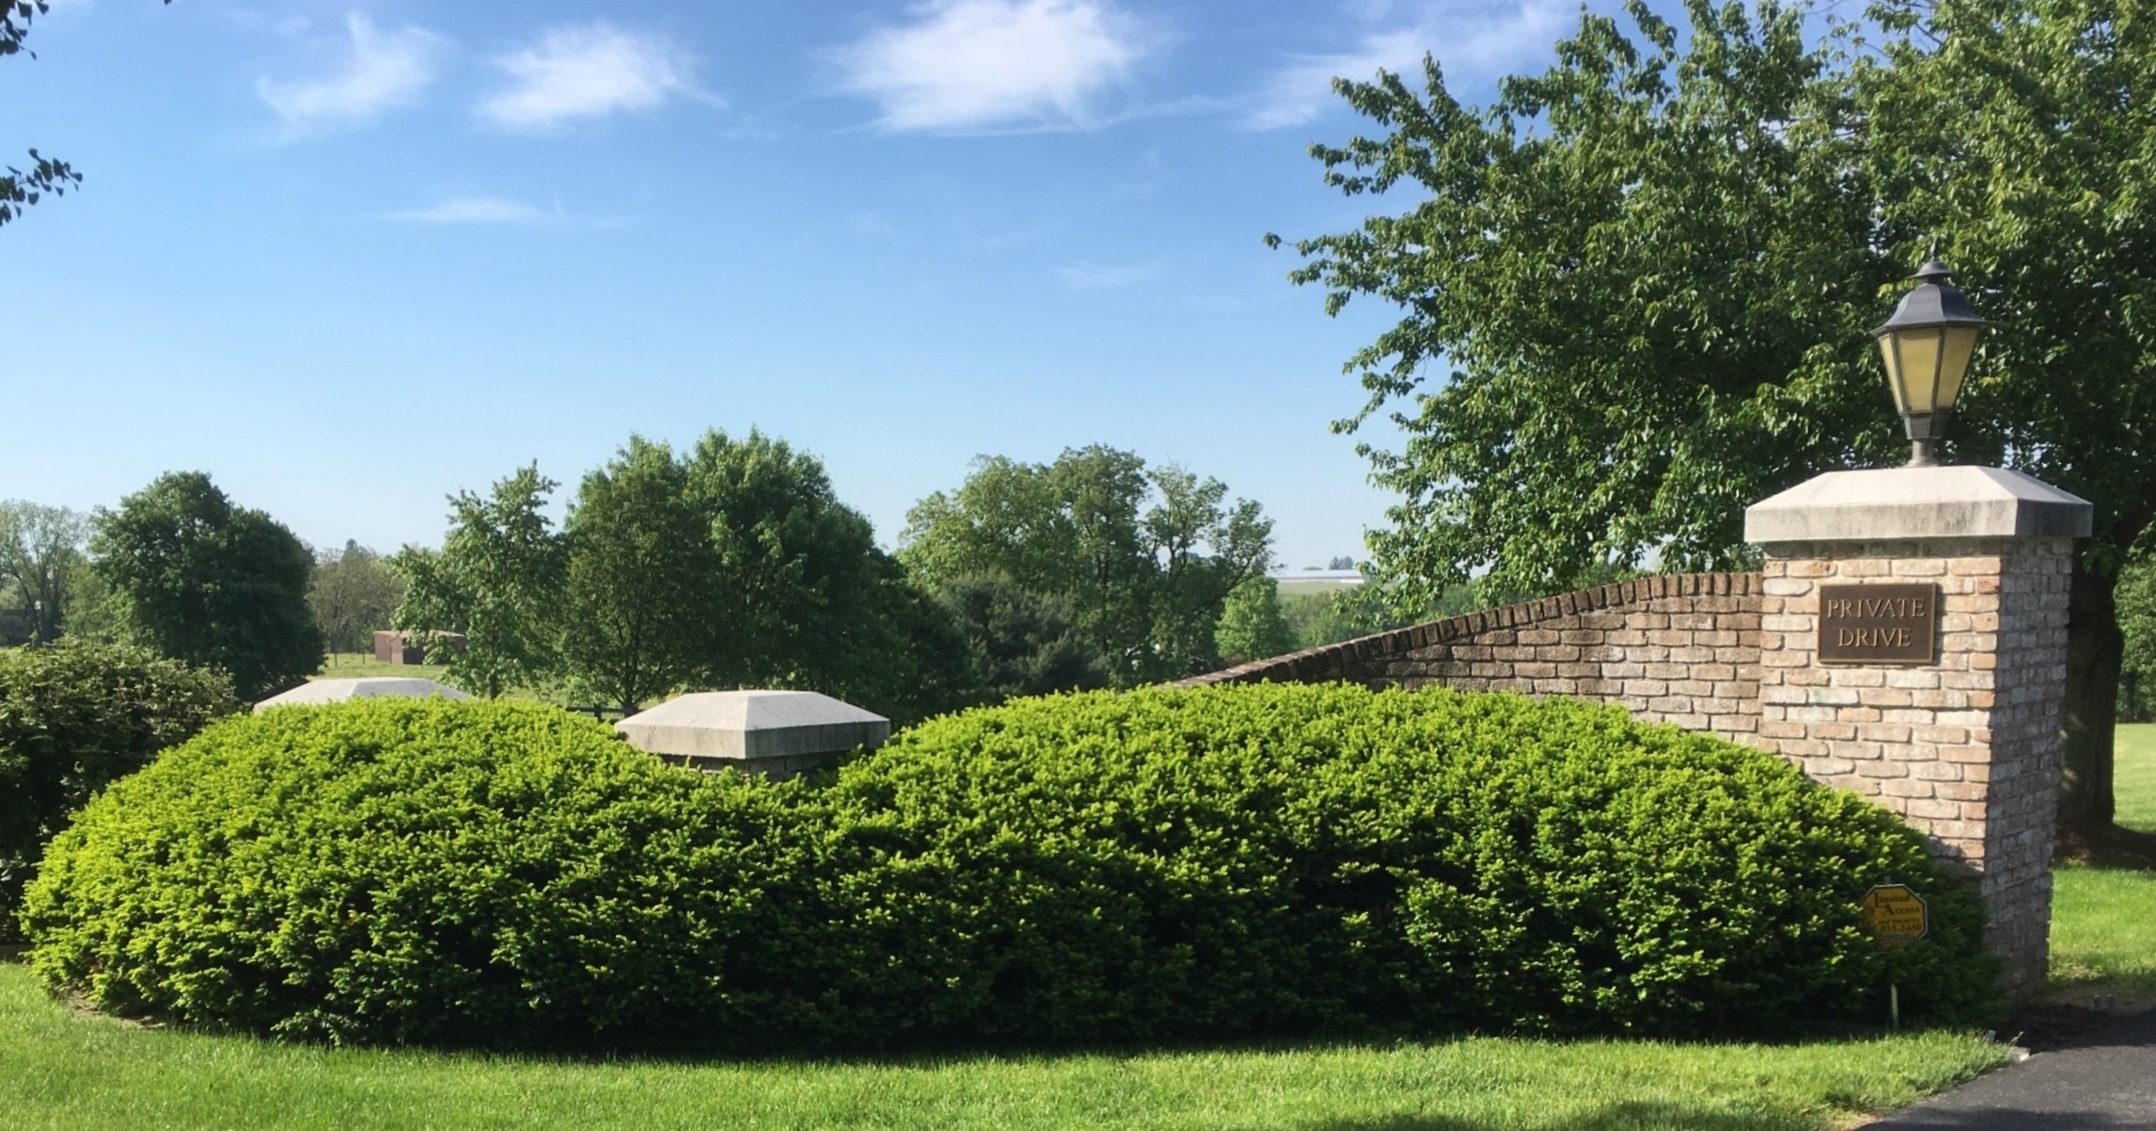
left=1818, top=583, right=1938, bottom=665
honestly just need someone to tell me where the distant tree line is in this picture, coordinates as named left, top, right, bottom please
left=388, top=434, right=1280, bottom=724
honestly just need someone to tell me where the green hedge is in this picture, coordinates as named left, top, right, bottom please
left=21, top=686, right=2003, bottom=1048
left=0, top=642, right=235, bottom=932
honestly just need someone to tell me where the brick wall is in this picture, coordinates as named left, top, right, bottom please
left=1183, top=571, right=1766, bottom=745
left=1757, top=537, right=2073, bottom=989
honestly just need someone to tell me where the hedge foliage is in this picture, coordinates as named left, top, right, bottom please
left=0, top=642, right=235, bottom=931
left=22, top=686, right=2003, bottom=1048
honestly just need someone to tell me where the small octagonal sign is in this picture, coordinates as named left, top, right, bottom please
left=1859, top=884, right=1929, bottom=949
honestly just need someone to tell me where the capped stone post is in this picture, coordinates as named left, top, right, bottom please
left=1745, top=465, right=2091, bottom=990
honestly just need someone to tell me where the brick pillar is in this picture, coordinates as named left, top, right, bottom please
left=1745, top=467, right=2090, bottom=992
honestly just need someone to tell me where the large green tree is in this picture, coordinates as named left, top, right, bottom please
left=902, top=446, right=1274, bottom=685
left=560, top=438, right=712, bottom=714
left=0, top=500, right=87, bottom=642
left=391, top=466, right=565, bottom=700
left=90, top=472, right=322, bottom=701
left=1275, top=0, right=2156, bottom=828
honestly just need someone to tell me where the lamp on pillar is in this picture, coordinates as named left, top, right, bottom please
left=1873, top=257, right=1991, bottom=468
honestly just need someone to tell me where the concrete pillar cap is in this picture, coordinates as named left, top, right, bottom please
left=615, top=690, right=890, bottom=763
left=1744, top=466, right=2092, bottom=544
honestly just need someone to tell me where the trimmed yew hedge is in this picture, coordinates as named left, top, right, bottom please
left=21, top=686, right=2002, bottom=1048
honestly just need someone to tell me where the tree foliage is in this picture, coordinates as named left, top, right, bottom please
left=561, top=438, right=711, bottom=713
left=308, top=541, right=404, bottom=656
left=2119, top=547, right=2156, bottom=721
left=89, top=472, right=322, bottom=702
left=0, top=500, right=87, bottom=643
left=932, top=574, right=1106, bottom=703
left=391, top=466, right=565, bottom=700
left=1276, top=0, right=2156, bottom=824
left=554, top=429, right=965, bottom=720
left=1215, top=577, right=1298, bottom=665
left=901, top=446, right=1274, bottom=684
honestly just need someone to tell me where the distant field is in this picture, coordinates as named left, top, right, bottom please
left=310, top=652, right=442, bottom=682
left=1273, top=573, right=1366, bottom=598
left=2114, top=724, right=2156, bottom=833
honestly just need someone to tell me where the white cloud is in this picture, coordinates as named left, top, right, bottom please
left=386, top=197, right=560, bottom=225
left=479, top=23, right=706, bottom=131
left=1245, top=0, right=1566, bottom=130
left=831, top=0, right=1155, bottom=133
left=1058, top=260, right=1161, bottom=289
left=257, top=14, right=447, bottom=135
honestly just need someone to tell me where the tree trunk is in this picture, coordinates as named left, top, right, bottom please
left=2058, top=557, right=2122, bottom=828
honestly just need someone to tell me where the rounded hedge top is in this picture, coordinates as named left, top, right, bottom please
left=22, top=685, right=2003, bottom=1049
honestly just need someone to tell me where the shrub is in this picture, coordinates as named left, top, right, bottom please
left=791, top=684, right=2002, bottom=1043
left=23, top=685, right=2004, bottom=1049
left=0, top=641, right=234, bottom=931
left=20, top=699, right=812, bottom=1046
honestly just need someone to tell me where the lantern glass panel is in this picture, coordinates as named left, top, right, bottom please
left=1888, top=327, right=1944, bottom=413
left=1934, top=324, right=1981, bottom=411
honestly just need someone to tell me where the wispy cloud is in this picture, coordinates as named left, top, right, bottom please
left=1245, top=0, right=1566, bottom=130
left=256, top=14, right=447, bottom=136
left=1058, top=259, right=1162, bottom=289
left=385, top=196, right=562, bottom=225
left=830, top=0, right=1157, bottom=133
left=479, top=23, right=708, bottom=131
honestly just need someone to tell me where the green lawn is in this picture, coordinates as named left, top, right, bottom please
left=310, top=652, right=445, bottom=682
left=2046, top=723, right=2156, bottom=1009
left=2114, top=723, right=2156, bottom=833
left=0, top=964, right=2008, bottom=1131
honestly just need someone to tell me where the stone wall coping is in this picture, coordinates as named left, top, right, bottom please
left=1744, top=466, right=2092, bottom=544
left=1176, top=571, right=1760, bottom=689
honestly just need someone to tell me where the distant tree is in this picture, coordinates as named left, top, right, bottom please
left=902, top=446, right=1274, bottom=685
left=560, top=438, right=711, bottom=714
left=391, top=465, right=565, bottom=700
left=682, top=428, right=907, bottom=700
left=90, top=472, right=322, bottom=701
left=1215, top=577, right=1298, bottom=665
left=0, top=500, right=88, bottom=642
left=2120, top=549, right=2156, bottom=722
left=933, top=574, right=1106, bottom=703
left=308, top=541, right=404, bottom=656
left=1327, top=555, right=1356, bottom=571
left=2, top=2, right=171, bottom=229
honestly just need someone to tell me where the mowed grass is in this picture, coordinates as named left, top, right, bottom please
left=2046, top=723, right=2156, bottom=1008
left=309, top=651, right=444, bottom=682
left=2113, top=723, right=2156, bottom=833
left=0, top=964, right=2009, bottom=1131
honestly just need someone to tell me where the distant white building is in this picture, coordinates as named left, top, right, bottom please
left=1269, top=569, right=1366, bottom=597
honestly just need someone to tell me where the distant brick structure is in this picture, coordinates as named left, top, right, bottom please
left=373, top=631, right=466, bottom=665
left=1181, top=467, right=2089, bottom=993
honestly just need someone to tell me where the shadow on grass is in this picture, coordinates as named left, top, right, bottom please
left=2054, top=821, right=2156, bottom=871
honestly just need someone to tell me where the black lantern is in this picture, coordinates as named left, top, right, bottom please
left=1874, top=258, right=1990, bottom=467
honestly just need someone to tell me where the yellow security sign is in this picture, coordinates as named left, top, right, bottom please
left=1859, top=884, right=1929, bottom=949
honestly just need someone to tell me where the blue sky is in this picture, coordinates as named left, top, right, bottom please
left=2, top=0, right=1591, bottom=569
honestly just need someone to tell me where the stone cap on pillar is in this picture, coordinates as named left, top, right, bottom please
left=615, top=689, right=890, bottom=765
left=1744, top=466, right=2092, bottom=545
